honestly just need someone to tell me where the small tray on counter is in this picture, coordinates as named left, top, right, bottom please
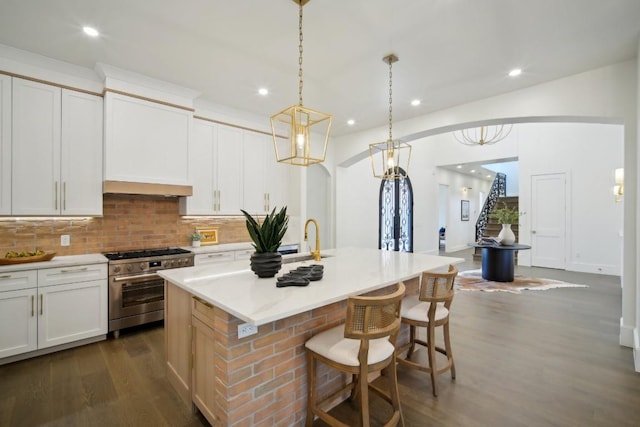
left=0, top=252, right=56, bottom=265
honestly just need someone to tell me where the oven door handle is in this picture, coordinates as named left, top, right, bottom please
left=113, top=273, right=161, bottom=283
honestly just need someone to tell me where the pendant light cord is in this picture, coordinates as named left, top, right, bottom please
left=298, top=1, right=304, bottom=106
left=388, top=57, right=393, bottom=142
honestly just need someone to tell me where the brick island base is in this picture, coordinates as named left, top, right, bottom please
left=164, top=278, right=419, bottom=427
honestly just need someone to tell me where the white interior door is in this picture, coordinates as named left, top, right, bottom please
left=531, top=173, right=566, bottom=269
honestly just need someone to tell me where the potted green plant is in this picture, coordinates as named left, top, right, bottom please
left=489, top=202, right=519, bottom=245
left=190, top=231, right=203, bottom=248
left=241, top=206, right=289, bottom=278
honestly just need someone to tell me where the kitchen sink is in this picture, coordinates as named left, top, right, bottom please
left=282, top=253, right=333, bottom=264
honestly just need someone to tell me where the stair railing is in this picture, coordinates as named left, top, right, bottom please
left=475, top=172, right=506, bottom=241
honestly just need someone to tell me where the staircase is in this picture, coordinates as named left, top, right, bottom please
left=473, top=196, right=519, bottom=261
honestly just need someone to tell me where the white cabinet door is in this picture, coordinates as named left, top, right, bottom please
left=0, top=74, right=10, bottom=215
left=182, top=119, right=216, bottom=215
left=242, top=131, right=268, bottom=214
left=0, top=287, right=38, bottom=358
left=104, top=92, right=191, bottom=185
left=61, top=90, right=103, bottom=215
left=215, top=124, right=243, bottom=215
left=266, top=155, right=290, bottom=213
left=243, top=131, right=289, bottom=214
left=12, top=78, right=61, bottom=215
left=37, top=280, right=107, bottom=349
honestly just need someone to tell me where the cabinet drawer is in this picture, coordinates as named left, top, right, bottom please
left=0, top=270, right=37, bottom=292
left=38, top=263, right=107, bottom=287
left=194, top=252, right=234, bottom=265
left=234, top=249, right=254, bottom=260
left=192, top=296, right=216, bottom=327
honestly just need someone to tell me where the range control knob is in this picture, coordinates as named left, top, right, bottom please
left=166, top=260, right=174, bottom=268
left=113, top=266, right=121, bottom=274
left=126, top=264, right=133, bottom=272
left=139, top=262, right=145, bottom=270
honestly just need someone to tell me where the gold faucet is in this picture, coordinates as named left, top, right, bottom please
left=304, top=218, right=321, bottom=261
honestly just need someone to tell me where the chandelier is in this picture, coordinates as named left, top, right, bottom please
left=453, top=124, right=513, bottom=146
left=369, top=54, right=412, bottom=180
left=271, top=0, right=332, bottom=166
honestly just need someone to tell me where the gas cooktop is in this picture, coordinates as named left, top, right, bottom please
left=103, top=247, right=192, bottom=261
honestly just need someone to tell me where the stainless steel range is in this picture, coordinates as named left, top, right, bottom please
left=104, top=247, right=194, bottom=338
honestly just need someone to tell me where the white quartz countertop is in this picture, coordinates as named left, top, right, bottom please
left=0, top=253, right=108, bottom=273
left=158, top=247, right=463, bottom=326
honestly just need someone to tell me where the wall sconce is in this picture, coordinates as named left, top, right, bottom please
left=613, top=168, right=623, bottom=202
left=462, top=186, right=472, bottom=193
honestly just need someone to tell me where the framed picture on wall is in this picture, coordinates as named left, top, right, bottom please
left=461, top=200, right=470, bottom=221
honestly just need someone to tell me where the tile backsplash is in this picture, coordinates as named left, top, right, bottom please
left=0, top=194, right=250, bottom=256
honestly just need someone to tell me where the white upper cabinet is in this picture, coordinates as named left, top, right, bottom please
left=215, top=124, right=243, bottom=215
left=11, top=78, right=103, bottom=216
left=180, top=120, right=242, bottom=215
left=104, top=91, right=191, bottom=186
left=12, top=78, right=61, bottom=215
left=242, top=132, right=289, bottom=215
left=61, top=90, right=103, bottom=215
left=0, top=74, right=10, bottom=215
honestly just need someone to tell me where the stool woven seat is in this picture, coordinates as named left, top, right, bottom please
left=305, top=282, right=406, bottom=427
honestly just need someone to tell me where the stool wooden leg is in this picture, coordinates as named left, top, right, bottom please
left=358, top=363, right=370, bottom=427
left=386, top=354, right=404, bottom=427
left=406, top=325, right=416, bottom=359
left=443, top=322, right=455, bottom=379
left=306, top=352, right=316, bottom=427
left=427, top=324, right=438, bottom=397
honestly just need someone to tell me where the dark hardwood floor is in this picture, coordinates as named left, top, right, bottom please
left=2, top=249, right=639, bottom=426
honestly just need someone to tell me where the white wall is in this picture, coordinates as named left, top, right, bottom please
left=436, top=169, right=492, bottom=252
left=516, top=122, right=624, bottom=275
left=484, top=161, right=519, bottom=196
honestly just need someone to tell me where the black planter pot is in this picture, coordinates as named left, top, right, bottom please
left=249, top=252, right=282, bottom=278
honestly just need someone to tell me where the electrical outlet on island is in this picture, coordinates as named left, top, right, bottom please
left=61, top=235, right=70, bottom=246
left=238, top=323, right=258, bottom=338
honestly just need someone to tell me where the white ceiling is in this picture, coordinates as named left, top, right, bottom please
left=0, top=0, right=639, bottom=136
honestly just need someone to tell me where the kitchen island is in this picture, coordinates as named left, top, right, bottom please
left=159, top=247, right=462, bottom=426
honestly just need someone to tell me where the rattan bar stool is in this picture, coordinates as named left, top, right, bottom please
left=304, top=282, right=406, bottom=427
left=396, top=265, right=458, bottom=396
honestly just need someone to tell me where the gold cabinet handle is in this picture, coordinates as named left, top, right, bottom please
left=31, top=295, right=34, bottom=317
left=63, top=182, right=66, bottom=211
left=0, top=274, right=11, bottom=279
left=39, top=294, right=43, bottom=316
left=54, top=181, right=59, bottom=210
left=60, top=267, right=89, bottom=273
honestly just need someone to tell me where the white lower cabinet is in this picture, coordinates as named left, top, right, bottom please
left=0, top=276, right=38, bottom=358
left=194, top=251, right=235, bottom=266
left=0, top=263, right=107, bottom=361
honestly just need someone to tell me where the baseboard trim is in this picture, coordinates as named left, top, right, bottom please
left=634, top=328, right=640, bottom=372
left=619, top=318, right=635, bottom=348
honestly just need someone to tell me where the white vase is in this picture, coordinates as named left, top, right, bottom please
left=192, top=240, right=201, bottom=248
left=498, top=224, right=516, bottom=246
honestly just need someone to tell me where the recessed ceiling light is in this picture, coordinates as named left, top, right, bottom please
left=508, top=68, right=522, bottom=77
left=258, top=88, right=268, bottom=96
left=347, top=119, right=355, bottom=125
left=82, top=26, right=99, bottom=37
left=456, top=165, right=462, bottom=169
left=410, top=99, right=421, bottom=106
left=487, top=174, right=492, bottom=178
left=470, top=169, right=476, bottom=173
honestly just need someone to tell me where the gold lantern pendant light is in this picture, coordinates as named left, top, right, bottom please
left=271, top=0, right=332, bottom=166
left=369, top=54, right=412, bottom=180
